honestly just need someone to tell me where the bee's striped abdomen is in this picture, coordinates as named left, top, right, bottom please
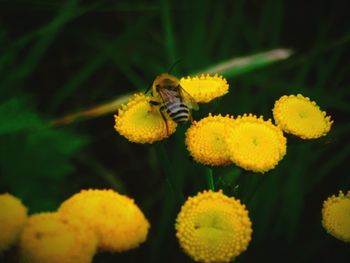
left=161, top=101, right=190, bottom=123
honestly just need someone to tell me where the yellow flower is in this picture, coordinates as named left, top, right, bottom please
left=175, top=190, right=252, bottom=263
left=59, top=189, right=150, bottom=252
left=226, top=114, right=287, bottom=173
left=0, top=193, right=28, bottom=253
left=180, top=74, right=229, bottom=103
left=322, top=190, right=350, bottom=242
left=185, top=114, right=235, bottom=166
left=273, top=94, right=333, bottom=139
left=18, top=212, right=97, bottom=263
left=114, top=93, right=177, bottom=143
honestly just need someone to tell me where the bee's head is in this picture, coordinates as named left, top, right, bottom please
left=153, top=74, right=179, bottom=91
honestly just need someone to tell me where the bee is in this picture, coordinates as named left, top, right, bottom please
left=146, top=73, right=198, bottom=135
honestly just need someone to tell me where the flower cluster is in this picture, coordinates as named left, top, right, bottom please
left=273, top=94, right=333, bottom=139
left=322, top=190, right=350, bottom=243
left=185, top=114, right=235, bottom=166
left=114, top=74, right=229, bottom=144
left=113, top=73, right=335, bottom=262
left=114, top=93, right=177, bottom=143
left=179, top=74, right=229, bottom=103
left=19, top=212, right=97, bottom=263
left=59, top=189, right=150, bottom=252
left=1, top=190, right=149, bottom=263
left=186, top=113, right=287, bottom=173
left=185, top=93, right=332, bottom=173
left=0, top=193, right=28, bottom=253
left=175, top=190, right=252, bottom=262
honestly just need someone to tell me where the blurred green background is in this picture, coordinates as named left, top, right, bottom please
left=0, top=0, right=349, bottom=262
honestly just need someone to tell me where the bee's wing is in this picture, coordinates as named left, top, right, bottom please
left=157, top=87, right=179, bottom=103
left=179, top=85, right=199, bottom=110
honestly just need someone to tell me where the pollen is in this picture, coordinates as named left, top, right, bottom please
left=180, top=74, right=229, bottom=103
left=18, top=212, right=97, bottom=263
left=175, top=190, right=252, bottom=263
left=185, top=114, right=235, bottom=166
left=0, top=193, right=28, bottom=253
left=59, top=189, right=150, bottom=252
left=322, top=190, right=350, bottom=243
left=114, top=93, right=177, bottom=144
left=226, top=114, right=287, bottom=173
left=273, top=94, right=333, bottom=139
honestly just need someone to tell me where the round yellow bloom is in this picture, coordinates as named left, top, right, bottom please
left=0, top=193, right=28, bottom=253
left=273, top=94, right=333, bottom=139
left=18, top=212, right=97, bottom=263
left=175, top=190, right=252, bottom=263
left=180, top=74, right=229, bottom=103
left=185, top=114, right=235, bottom=166
left=226, top=114, right=287, bottom=173
left=59, top=189, right=150, bottom=252
left=114, top=93, right=177, bottom=143
left=322, top=190, right=350, bottom=242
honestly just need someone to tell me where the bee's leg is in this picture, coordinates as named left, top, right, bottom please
left=149, top=100, right=160, bottom=106
left=149, top=100, right=160, bottom=113
left=145, top=83, right=153, bottom=94
left=189, top=111, right=194, bottom=122
left=149, top=101, right=169, bottom=135
left=159, top=107, right=169, bottom=136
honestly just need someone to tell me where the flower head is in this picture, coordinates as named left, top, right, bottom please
left=59, top=189, right=150, bottom=252
left=273, top=94, right=333, bottom=139
left=114, top=93, right=177, bottom=143
left=18, top=212, right=97, bottom=263
left=0, top=193, right=28, bottom=253
left=322, top=190, right=350, bottom=242
left=185, top=114, right=235, bottom=166
left=175, top=190, right=252, bottom=263
left=180, top=74, right=229, bottom=103
left=226, top=114, right=287, bottom=173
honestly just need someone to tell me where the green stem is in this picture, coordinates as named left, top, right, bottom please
left=158, top=143, right=184, bottom=202
left=160, top=0, right=176, bottom=65
left=151, top=143, right=183, bottom=262
left=206, top=168, right=215, bottom=191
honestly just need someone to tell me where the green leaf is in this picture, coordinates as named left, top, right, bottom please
left=0, top=97, right=88, bottom=212
left=0, top=97, right=41, bottom=135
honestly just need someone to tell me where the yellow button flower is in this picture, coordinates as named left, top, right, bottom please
left=273, top=94, right=333, bottom=139
left=18, top=212, right=97, bottom=263
left=322, top=190, right=350, bottom=243
left=0, top=193, right=28, bottom=253
left=185, top=114, right=235, bottom=166
left=180, top=74, right=229, bottom=103
left=175, top=190, right=252, bottom=263
left=114, top=93, right=177, bottom=144
left=59, top=189, right=150, bottom=252
left=226, top=114, right=287, bottom=173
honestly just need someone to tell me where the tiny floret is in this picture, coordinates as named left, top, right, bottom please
left=59, top=189, right=150, bottom=252
left=175, top=190, right=252, bottom=263
left=180, top=74, right=229, bottom=103
left=185, top=114, right=235, bottom=166
left=226, top=114, right=287, bottom=173
left=322, top=190, right=350, bottom=243
left=18, top=212, right=97, bottom=263
left=273, top=94, right=333, bottom=139
left=114, top=93, right=177, bottom=143
left=0, top=193, right=28, bottom=253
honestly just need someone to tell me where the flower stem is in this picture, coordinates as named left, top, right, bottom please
left=206, top=168, right=215, bottom=191
left=158, top=143, right=184, bottom=202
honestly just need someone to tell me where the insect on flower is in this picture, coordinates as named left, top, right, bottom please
left=145, top=73, right=199, bottom=135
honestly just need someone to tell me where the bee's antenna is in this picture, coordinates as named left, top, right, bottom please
left=145, top=77, right=155, bottom=94
left=145, top=84, right=152, bottom=94
left=167, top=59, right=181, bottom=74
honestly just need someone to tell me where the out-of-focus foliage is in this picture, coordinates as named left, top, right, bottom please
left=0, top=0, right=349, bottom=262
left=0, top=97, right=88, bottom=212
